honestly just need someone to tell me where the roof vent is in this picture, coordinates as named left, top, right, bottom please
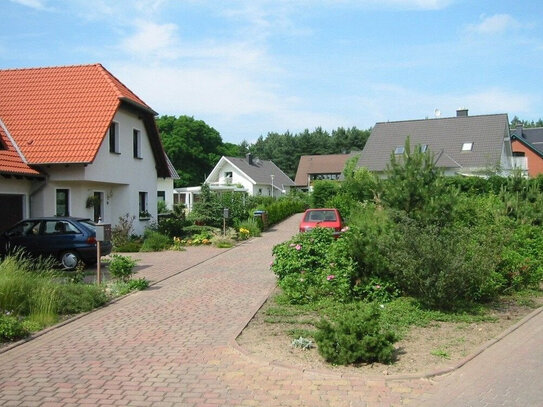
left=456, top=108, right=468, bottom=117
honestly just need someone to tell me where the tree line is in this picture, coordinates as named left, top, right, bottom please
left=157, top=115, right=543, bottom=188
left=157, top=115, right=370, bottom=186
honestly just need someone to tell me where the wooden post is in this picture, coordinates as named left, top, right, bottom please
left=96, top=240, right=101, bottom=284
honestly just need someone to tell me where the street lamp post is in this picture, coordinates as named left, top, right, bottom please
left=271, top=174, right=275, bottom=199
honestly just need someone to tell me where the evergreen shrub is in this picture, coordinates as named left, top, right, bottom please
left=315, top=303, right=397, bottom=365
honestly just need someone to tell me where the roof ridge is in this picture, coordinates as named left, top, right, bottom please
left=376, top=113, right=508, bottom=126
left=95, top=63, right=125, bottom=100
left=0, top=63, right=101, bottom=73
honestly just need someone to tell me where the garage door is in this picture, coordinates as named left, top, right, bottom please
left=0, top=194, right=23, bottom=233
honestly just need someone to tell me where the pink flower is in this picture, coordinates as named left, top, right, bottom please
left=295, top=244, right=302, bottom=251
left=327, top=275, right=336, bottom=281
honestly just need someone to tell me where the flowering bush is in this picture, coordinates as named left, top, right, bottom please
left=238, top=227, right=250, bottom=240
left=271, top=227, right=357, bottom=304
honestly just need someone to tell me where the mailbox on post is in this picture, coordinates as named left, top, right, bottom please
left=95, top=224, right=111, bottom=242
left=94, top=223, right=111, bottom=285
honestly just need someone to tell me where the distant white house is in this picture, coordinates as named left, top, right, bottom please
left=0, top=64, right=174, bottom=234
left=175, top=154, right=295, bottom=211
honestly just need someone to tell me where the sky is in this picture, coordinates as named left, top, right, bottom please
left=2, top=0, right=543, bottom=144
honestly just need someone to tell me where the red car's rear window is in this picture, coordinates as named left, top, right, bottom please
left=304, top=210, right=337, bottom=222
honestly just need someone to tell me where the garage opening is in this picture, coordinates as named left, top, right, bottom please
left=0, top=194, right=24, bottom=233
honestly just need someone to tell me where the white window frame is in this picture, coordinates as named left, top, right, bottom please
left=462, top=142, right=473, bottom=151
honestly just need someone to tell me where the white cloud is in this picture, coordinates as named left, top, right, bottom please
left=9, top=0, right=46, bottom=9
left=120, top=21, right=179, bottom=59
left=466, top=14, right=521, bottom=35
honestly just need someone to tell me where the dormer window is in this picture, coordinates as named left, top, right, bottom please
left=394, top=146, right=405, bottom=155
left=461, top=142, right=473, bottom=151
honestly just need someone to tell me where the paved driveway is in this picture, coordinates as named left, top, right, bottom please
left=1, top=214, right=541, bottom=406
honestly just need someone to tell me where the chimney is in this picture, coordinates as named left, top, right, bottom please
left=246, top=153, right=253, bottom=165
left=456, top=107, right=468, bottom=117
left=516, top=124, right=524, bottom=138
left=456, top=108, right=468, bottom=117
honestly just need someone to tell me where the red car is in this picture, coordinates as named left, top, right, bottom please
left=299, top=208, right=344, bottom=237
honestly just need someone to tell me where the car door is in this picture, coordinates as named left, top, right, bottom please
left=3, top=220, right=42, bottom=256
left=40, top=220, right=82, bottom=258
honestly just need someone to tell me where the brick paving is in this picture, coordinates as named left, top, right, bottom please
left=1, top=214, right=541, bottom=406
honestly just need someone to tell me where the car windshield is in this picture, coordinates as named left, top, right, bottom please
left=304, top=210, right=337, bottom=222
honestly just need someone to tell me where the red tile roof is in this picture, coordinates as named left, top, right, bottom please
left=0, top=64, right=155, bottom=164
left=0, top=123, right=41, bottom=176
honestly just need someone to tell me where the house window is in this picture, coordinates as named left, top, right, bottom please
left=56, top=189, right=69, bottom=216
left=224, top=171, right=233, bottom=183
left=157, top=191, right=165, bottom=202
left=109, top=122, right=120, bottom=153
left=394, top=146, right=405, bottom=155
left=133, top=129, right=142, bottom=158
left=462, top=142, right=473, bottom=151
left=139, top=192, right=149, bottom=218
left=420, top=144, right=428, bottom=153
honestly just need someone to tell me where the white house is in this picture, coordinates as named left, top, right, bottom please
left=175, top=154, right=295, bottom=211
left=0, top=64, right=173, bottom=235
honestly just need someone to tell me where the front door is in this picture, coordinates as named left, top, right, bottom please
left=93, top=192, right=103, bottom=222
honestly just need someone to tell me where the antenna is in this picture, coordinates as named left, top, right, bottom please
left=434, top=108, right=441, bottom=118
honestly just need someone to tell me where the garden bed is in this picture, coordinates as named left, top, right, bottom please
left=237, top=289, right=543, bottom=376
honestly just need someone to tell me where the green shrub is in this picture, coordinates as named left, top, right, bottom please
left=314, top=303, right=397, bottom=365
left=55, top=283, right=108, bottom=314
left=311, top=180, right=340, bottom=208
left=259, top=197, right=307, bottom=226
left=111, top=214, right=136, bottom=250
left=108, top=278, right=149, bottom=297
left=107, top=254, right=138, bottom=282
left=115, top=240, right=142, bottom=252
left=497, top=224, right=543, bottom=292
left=236, top=218, right=261, bottom=238
left=385, top=217, right=506, bottom=310
left=272, top=228, right=357, bottom=304
left=140, top=230, right=171, bottom=252
left=0, top=313, right=29, bottom=342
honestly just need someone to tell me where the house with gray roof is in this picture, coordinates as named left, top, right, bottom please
left=174, top=154, right=295, bottom=211
left=357, top=109, right=516, bottom=177
left=294, top=153, right=360, bottom=189
left=511, top=125, right=543, bottom=177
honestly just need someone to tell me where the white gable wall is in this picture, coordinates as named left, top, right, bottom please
left=31, top=108, right=158, bottom=235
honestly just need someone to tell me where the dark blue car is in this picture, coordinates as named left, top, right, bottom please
left=0, top=217, right=112, bottom=270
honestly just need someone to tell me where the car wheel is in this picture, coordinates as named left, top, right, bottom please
left=60, top=251, right=80, bottom=270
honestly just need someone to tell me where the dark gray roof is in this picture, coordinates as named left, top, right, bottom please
left=165, top=154, right=180, bottom=179
left=225, top=156, right=295, bottom=187
left=358, top=114, right=509, bottom=172
left=512, top=126, right=543, bottom=156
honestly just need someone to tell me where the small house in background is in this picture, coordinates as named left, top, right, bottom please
left=510, top=125, right=543, bottom=177
left=175, top=154, right=295, bottom=212
left=0, top=64, right=171, bottom=234
left=358, top=109, right=517, bottom=177
left=294, top=153, right=360, bottom=191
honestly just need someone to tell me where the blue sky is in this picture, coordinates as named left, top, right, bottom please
left=2, top=0, right=543, bottom=144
